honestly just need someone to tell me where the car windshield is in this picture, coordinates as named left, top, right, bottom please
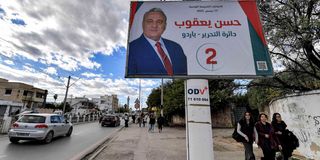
left=18, top=115, right=46, bottom=123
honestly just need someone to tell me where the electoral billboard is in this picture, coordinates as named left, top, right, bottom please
left=125, top=1, right=273, bottom=78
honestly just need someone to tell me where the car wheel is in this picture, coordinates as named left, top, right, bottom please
left=43, top=131, right=53, bottom=144
left=66, top=127, right=73, bottom=137
left=101, top=124, right=104, bottom=127
left=9, top=138, right=19, bottom=144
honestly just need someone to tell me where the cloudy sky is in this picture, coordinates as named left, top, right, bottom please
left=0, top=0, right=164, bottom=109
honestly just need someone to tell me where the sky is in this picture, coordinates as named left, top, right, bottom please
left=0, top=0, right=165, bottom=109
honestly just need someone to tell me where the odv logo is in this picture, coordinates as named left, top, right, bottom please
left=188, top=86, right=208, bottom=95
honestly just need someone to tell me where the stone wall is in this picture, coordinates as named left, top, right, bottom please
left=170, top=105, right=235, bottom=128
left=171, top=115, right=185, bottom=126
left=212, top=106, right=234, bottom=128
left=269, top=90, right=320, bottom=159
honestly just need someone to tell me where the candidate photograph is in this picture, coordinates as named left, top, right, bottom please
left=127, top=8, right=188, bottom=76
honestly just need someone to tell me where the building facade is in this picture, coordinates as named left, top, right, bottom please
left=92, top=95, right=112, bottom=112
left=111, top=94, right=119, bottom=112
left=91, top=95, right=119, bottom=113
left=0, top=78, right=47, bottom=111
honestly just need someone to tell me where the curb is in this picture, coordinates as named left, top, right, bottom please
left=85, top=127, right=124, bottom=160
left=69, top=125, right=125, bottom=160
left=83, top=122, right=134, bottom=160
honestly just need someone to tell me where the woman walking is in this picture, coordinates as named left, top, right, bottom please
left=148, top=114, right=156, bottom=132
left=272, top=113, right=293, bottom=160
left=255, top=113, right=282, bottom=160
left=237, top=111, right=258, bottom=160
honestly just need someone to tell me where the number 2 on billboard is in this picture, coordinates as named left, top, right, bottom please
left=206, top=48, right=217, bottom=64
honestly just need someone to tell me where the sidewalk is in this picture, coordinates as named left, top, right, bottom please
left=92, top=124, right=265, bottom=160
left=93, top=124, right=186, bottom=160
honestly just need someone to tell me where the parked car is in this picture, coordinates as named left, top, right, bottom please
left=100, top=115, right=120, bottom=127
left=8, top=113, right=73, bottom=144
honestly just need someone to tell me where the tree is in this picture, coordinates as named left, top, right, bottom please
left=247, top=79, right=284, bottom=109
left=146, top=87, right=161, bottom=108
left=146, top=79, right=236, bottom=119
left=257, top=0, right=320, bottom=91
left=208, top=79, right=235, bottom=110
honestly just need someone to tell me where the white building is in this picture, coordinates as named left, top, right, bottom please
left=92, top=95, right=118, bottom=113
left=92, top=95, right=112, bottom=111
left=66, top=97, right=95, bottom=116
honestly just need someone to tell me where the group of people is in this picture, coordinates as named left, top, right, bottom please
left=236, top=112, right=298, bottom=160
left=134, top=113, right=165, bottom=133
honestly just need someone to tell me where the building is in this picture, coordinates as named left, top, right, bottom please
left=66, top=97, right=95, bottom=116
left=0, top=78, right=47, bottom=111
left=92, top=95, right=113, bottom=112
left=92, top=95, right=119, bottom=113
left=111, top=94, right=119, bottom=111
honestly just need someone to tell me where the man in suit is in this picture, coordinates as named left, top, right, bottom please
left=128, top=8, right=187, bottom=76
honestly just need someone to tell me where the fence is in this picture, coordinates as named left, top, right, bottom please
left=0, top=114, right=101, bottom=134
left=66, top=114, right=100, bottom=124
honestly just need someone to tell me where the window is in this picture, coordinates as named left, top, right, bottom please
left=36, top=92, right=43, bottom=98
left=18, top=115, right=46, bottom=123
left=59, top=116, right=65, bottom=123
left=23, top=90, right=28, bottom=96
left=5, top=89, right=12, bottom=95
left=51, top=116, right=61, bottom=123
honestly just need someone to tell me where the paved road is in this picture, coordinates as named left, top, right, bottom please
left=0, top=122, right=122, bottom=160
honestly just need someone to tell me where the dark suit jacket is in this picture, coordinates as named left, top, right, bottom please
left=127, top=34, right=187, bottom=76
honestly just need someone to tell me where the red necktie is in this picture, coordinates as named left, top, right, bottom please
left=155, top=42, right=173, bottom=76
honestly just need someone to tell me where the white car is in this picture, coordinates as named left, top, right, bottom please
left=8, top=113, right=73, bottom=144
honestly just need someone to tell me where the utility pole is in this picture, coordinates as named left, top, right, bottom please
left=63, top=76, right=71, bottom=114
left=139, top=79, right=141, bottom=111
left=161, top=78, right=164, bottom=116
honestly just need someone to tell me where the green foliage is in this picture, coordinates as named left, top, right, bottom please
left=247, top=79, right=285, bottom=109
left=208, top=79, right=235, bottom=110
left=146, top=87, right=161, bottom=108
left=245, top=0, right=320, bottom=108
left=163, top=80, right=185, bottom=117
left=44, top=103, right=56, bottom=109
left=44, top=102, right=73, bottom=112
left=146, top=79, right=237, bottom=119
left=258, top=0, right=320, bottom=91
left=116, top=107, right=129, bottom=113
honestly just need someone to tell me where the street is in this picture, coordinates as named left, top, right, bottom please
left=0, top=122, right=122, bottom=160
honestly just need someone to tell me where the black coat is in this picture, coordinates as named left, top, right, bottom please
left=272, top=121, right=298, bottom=157
left=239, top=119, right=255, bottom=143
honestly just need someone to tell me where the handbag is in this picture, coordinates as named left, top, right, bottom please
left=232, top=127, right=245, bottom=142
left=275, top=151, right=284, bottom=160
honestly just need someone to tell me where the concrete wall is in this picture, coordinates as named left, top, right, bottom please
left=212, top=106, right=234, bottom=128
left=269, top=90, right=320, bottom=159
left=170, top=105, right=234, bottom=128
left=171, top=115, right=185, bottom=126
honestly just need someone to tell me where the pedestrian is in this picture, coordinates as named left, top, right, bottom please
left=148, top=114, right=156, bottom=132
left=132, top=114, right=136, bottom=123
left=255, top=113, right=282, bottom=160
left=137, top=116, right=141, bottom=127
left=143, top=114, right=147, bottom=127
left=272, top=113, right=294, bottom=160
left=124, top=113, right=129, bottom=127
left=157, top=115, right=165, bottom=133
left=237, top=111, right=258, bottom=160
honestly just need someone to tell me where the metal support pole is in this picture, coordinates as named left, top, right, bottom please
left=161, top=78, right=164, bottom=116
left=63, top=76, right=71, bottom=114
left=139, top=79, right=141, bottom=111
left=185, top=79, right=214, bottom=160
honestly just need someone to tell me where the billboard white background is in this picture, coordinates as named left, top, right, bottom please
left=129, top=1, right=258, bottom=76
